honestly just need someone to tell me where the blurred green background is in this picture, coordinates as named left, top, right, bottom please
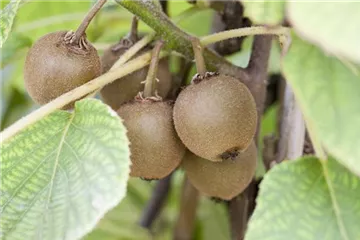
left=0, top=1, right=279, bottom=239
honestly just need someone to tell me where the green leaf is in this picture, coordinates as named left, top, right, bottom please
left=287, top=2, right=360, bottom=64
left=0, top=0, right=22, bottom=47
left=282, top=33, right=360, bottom=176
left=245, top=157, right=360, bottom=240
left=0, top=99, right=131, bottom=240
left=243, top=1, right=285, bottom=25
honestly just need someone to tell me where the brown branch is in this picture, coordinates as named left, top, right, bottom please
left=174, top=177, right=200, bottom=240
left=227, top=191, right=249, bottom=240
left=139, top=173, right=173, bottom=229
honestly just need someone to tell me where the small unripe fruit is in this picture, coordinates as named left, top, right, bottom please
left=182, top=141, right=257, bottom=200
left=117, top=99, right=186, bottom=179
left=24, top=31, right=101, bottom=108
left=173, top=74, right=257, bottom=162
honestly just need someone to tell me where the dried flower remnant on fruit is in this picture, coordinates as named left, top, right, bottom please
left=191, top=71, right=219, bottom=84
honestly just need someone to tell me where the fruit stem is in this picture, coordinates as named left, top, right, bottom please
left=190, top=37, right=206, bottom=76
left=72, top=0, right=107, bottom=45
left=143, top=40, right=164, bottom=98
left=127, top=16, right=139, bottom=42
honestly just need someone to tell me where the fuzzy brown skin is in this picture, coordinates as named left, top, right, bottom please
left=182, top=141, right=257, bottom=200
left=173, top=74, right=257, bottom=162
left=100, top=45, right=172, bottom=110
left=117, top=101, right=186, bottom=179
left=24, top=31, right=101, bottom=108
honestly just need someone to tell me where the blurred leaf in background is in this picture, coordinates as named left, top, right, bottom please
left=0, top=0, right=22, bottom=47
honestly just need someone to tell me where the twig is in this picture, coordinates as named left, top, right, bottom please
left=201, top=26, right=288, bottom=47
left=139, top=173, right=173, bottom=229
left=174, top=177, right=199, bottom=240
left=116, top=0, right=249, bottom=81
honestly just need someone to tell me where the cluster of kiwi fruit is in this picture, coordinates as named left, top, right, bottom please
left=171, top=38, right=257, bottom=200
left=23, top=4, right=257, bottom=200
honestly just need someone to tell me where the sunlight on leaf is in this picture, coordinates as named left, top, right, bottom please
left=246, top=157, right=360, bottom=240
left=287, top=2, right=360, bottom=64
left=282, top=33, right=360, bottom=176
left=0, top=99, right=131, bottom=240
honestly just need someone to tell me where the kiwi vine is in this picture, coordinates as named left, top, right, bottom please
left=1, top=1, right=294, bottom=240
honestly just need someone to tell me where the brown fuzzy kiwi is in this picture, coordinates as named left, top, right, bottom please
left=100, top=42, right=172, bottom=110
left=117, top=99, right=186, bottom=179
left=24, top=31, right=101, bottom=108
left=182, top=141, right=257, bottom=200
left=173, top=74, right=257, bottom=162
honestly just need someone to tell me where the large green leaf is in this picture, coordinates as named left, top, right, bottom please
left=0, top=99, right=131, bottom=240
left=287, top=2, right=360, bottom=64
left=282, top=33, right=360, bottom=176
left=246, top=157, right=360, bottom=240
left=243, top=1, right=285, bottom=25
left=0, top=0, right=21, bottom=47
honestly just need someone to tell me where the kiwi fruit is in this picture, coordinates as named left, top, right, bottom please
left=182, top=141, right=257, bottom=200
left=100, top=41, right=172, bottom=110
left=173, top=73, right=257, bottom=162
left=117, top=99, right=186, bottom=179
left=24, top=31, right=101, bottom=108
